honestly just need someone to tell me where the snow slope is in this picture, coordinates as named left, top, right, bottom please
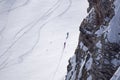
left=107, top=0, right=120, bottom=43
left=111, top=66, right=120, bottom=80
left=0, top=0, right=88, bottom=80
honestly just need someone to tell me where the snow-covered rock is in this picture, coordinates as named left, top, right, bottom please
left=66, top=0, right=120, bottom=80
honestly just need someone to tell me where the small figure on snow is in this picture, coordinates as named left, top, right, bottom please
left=66, top=32, right=69, bottom=39
left=63, top=42, right=66, bottom=49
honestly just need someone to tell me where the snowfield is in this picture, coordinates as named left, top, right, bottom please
left=0, top=0, right=88, bottom=80
left=107, top=0, right=120, bottom=43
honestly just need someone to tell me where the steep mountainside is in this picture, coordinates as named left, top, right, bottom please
left=66, top=0, right=120, bottom=80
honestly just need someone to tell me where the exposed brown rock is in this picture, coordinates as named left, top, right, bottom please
left=66, top=0, right=120, bottom=80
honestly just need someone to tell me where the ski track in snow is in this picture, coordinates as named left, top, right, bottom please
left=0, top=0, right=61, bottom=61
left=51, top=46, right=65, bottom=80
left=0, top=0, right=88, bottom=80
left=14, top=0, right=62, bottom=39
left=50, top=0, right=72, bottom=80
left=0, top=0, right=5, bottom=3
left=0, top=26, right=5, bottom=38
left=0, top=0, right=72, bottom=72
left=57, top=0, right=72, bottom=16
left=14, top=0, right=72, bottom=39
left=0, top=0, right=30, bottom=14
left=51, top=32, right=70, bottom=80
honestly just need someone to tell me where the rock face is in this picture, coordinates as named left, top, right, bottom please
left=66, top=0, right=120, bottom=80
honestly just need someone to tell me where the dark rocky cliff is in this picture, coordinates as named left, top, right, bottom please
left=66, top=0, right=120, bottom=80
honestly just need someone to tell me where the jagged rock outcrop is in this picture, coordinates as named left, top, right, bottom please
left=66, top=0, right=120, bottom=80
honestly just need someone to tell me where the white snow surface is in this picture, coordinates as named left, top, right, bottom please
left=85, top=56, right=93, bottom=71
left=87, top=75, right=92, bottom=80
left=107, top=0, right=120, bottom=43
left=0, top=0, right=88, bottom=80
left=110, top=66, right=120, bottom=80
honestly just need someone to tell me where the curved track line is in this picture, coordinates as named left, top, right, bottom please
left=0, top=56, right=9, bottom=70
left=18, top=22, right=48, bottom=62
left=51, top=46, right=65, bottom=80
left=58, top=0, right=72, bottom=16
left=0, top=0, right=72, bottom=70
left=51, top=0, right=72, bottom=79
left=0, top=0, right=30, bottom=14
left=14, top=0, right=62, bottom=39
left=0, top=0, right=5, bottom=3
left=0, top=22, right=44, bottom=70
left=0, top=26, right=5, bottom=38
left=0, top=0, right=62, bottom=59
